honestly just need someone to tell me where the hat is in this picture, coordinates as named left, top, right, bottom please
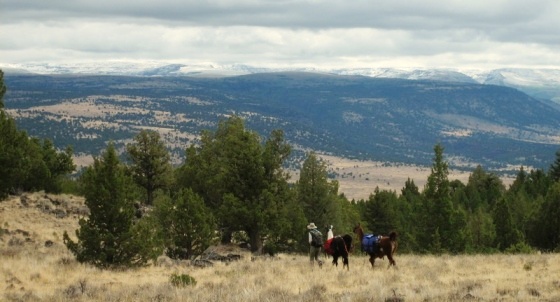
left=307, top=222, right=317, bottom=230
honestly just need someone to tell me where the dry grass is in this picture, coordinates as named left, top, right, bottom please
left=297, top=154, right=515, bottom=201
left=3, top=193, right=559, bottom=302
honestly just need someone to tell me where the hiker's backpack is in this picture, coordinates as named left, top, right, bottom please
left=310, top=229, right=323, bottom=247
left=323, top=238, right=334, bottom=255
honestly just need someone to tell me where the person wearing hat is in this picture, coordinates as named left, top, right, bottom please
left=307, top=222, right=323, bottom=266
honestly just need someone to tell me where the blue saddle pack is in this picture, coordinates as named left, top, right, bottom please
left=362, top=234, right=382, bottom=253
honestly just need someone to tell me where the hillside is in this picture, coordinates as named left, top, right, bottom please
left=1, top=192, right=560, bottom=301
left=4, top=72, right=560, bottom=179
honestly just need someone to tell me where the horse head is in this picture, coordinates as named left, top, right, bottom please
left=342, top=234, right=353, bottom=252
left=352, top=224, right=364, bottom=241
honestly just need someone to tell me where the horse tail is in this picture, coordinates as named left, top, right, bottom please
left=389, top=231, right=397, bottom=242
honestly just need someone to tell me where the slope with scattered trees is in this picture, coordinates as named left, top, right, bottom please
left=2, top=69, right=560, bottom=270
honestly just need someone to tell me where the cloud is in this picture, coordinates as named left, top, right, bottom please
left=1, top=0, right=559, bottom=69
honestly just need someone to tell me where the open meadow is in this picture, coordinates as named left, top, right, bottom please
left=2, top=192, right=559, bottom=302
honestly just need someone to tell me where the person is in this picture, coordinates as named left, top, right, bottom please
left=327, top=225, right=334, bottom=240
left=307, top=222, right=323, bottom=266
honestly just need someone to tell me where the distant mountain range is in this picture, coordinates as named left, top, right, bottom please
left=3, top=62, right=560, bottom=105
left=2, top=68, right=560, bottom=176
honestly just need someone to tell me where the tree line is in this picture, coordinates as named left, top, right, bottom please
left=1, top=70, right=560, bottom=269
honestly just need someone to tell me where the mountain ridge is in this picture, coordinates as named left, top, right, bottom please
left=4, top=72, right=559, bottom=179
left=4, top=62, right=560, bottom=104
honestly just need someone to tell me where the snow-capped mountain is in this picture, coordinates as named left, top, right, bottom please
left=3, top=61, right=560, bottom=103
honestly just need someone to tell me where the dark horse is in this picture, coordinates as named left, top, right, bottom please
left=353, top=224, right=397, bottom=269
left=324, top=234, right=353, bottom=270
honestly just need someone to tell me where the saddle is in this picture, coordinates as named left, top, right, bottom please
left=323, top=238, right=334, bottom=255
left=361, top=234, right=382, bottom=253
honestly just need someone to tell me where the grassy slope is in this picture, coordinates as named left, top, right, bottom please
left=1, top=193, right=559, bottom=301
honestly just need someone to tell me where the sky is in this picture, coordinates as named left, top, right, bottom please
left=2, top=0, right=560, bottom=70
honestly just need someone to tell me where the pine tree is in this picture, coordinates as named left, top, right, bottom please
left=297, top=151, right=341, bottom=230
left=530, top=182, right=560, bottom=251
left=465, top=207, right=496, bottom=252
left=465, top=165, right=505, bottom=210
left=397, top=178, right=421, bottom=252
left=127, top=130, right=172, bottom=205
left=493, top=198, right=522, bottom=251
left=364, top=187, right=398, bottom=233
left=63, top=143, right=150, bottom=268
left=549, top=150, right=560, bottom=182
left=422, top=143, right=466, bottom=253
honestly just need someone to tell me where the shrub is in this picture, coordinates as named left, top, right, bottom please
left=505, top=241, right=534, bottom=254
left=169, top=273, right=197, bottom=287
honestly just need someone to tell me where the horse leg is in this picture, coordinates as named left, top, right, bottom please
left=369, top=254, right=375, bottom=269
left=386, top=252, right=396, bottom=268
left=332, top=255, right=339, bottom=267
left=343, top=256, right=349, bottom=270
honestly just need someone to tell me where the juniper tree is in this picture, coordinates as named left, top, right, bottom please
left=176, top=116, right=302, bottom=253
left=152, top=188, right=216, bottom=259
left=64, top=143, right=150, bottom=268
left=0, top=70, right=74, bottom=198
left=126, top=130, right=172, bottom=205
left=297, top=151, right=341, bottom=232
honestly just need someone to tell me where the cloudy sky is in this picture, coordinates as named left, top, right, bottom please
left=2, top=0, right=560, bottom=70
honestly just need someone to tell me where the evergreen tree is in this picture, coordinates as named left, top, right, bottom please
left=266, top=186, right=308, bottom=253
left=549, top=150, right=560, bottom=182
left=335, top=193, right=361, bottom=235
left=127, top=130, right=172, bottom=205
left=364, top=187, right=398, bottom=233
left=176, top=116, right=298, bottom=253
left=526, top=168, right=551, bottom=198
left=465, top=165, right=504, bottom=210
left=0, top=70, right=5, bottom=109
left=505, top=167, right=548, bottom=242
left=529, top=182, right=560, bottom=251
left=0, top=125, right=31, bottom=198
left=297, top=151, right=341, bottom=230
left=422, top=143, right=466, bottom=253
left=0, top=70, right=75, bottom=198
left=153, top=189, right=216, bottom=259
left=493, top=197, right=523, bottom=251
left=63, top=143, right=151, bottom=268
left=508, top=166, right=527, bottom=194
left=398, top=178, right=422, bottom=252
left=465, top=207, right=496, bottom=253
left=38, top=139, right=75, bottom=193
left=506, top=189, right=541, bottom=241
left=261, top=129, right=307, bottom=253
left=0, top=70, right=26, bottom=198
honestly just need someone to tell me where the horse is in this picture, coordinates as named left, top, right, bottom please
left=324, top=234, right=353, bottom=270
left=353, top=224, right=397, bottom=269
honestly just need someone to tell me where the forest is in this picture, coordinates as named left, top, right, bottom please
left=1, top=69, right=560, bottom=269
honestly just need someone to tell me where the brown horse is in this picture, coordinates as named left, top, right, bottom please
left=353, top=224, right=397, bottom=269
